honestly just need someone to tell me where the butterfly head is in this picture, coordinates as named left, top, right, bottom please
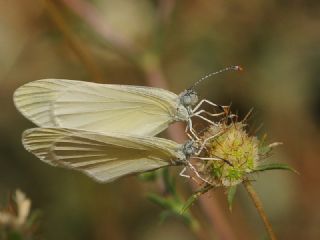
left=182, top=140, right=198, bottom=159
left=179, top=89, right=199, bottom=107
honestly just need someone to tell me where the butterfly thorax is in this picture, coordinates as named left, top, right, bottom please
left=175, top=105, right=189, bottom=122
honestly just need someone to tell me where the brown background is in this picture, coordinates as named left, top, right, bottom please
left=1, top=0, right=319, bottom=239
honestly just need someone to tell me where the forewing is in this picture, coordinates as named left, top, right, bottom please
left=14, top=79, right=181, bottom=136
left=22, top=128, right=182, bottom=182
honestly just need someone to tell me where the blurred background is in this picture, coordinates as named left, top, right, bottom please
left=1, top=0, right=319, bottom=239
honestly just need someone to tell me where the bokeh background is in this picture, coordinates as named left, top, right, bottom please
left=1, top=0, right=320, bottom=239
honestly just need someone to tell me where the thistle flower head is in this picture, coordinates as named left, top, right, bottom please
left=197, top=122, right=261, bottom=187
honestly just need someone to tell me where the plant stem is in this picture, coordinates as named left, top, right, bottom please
left=243, top=180, right=277, bottom=240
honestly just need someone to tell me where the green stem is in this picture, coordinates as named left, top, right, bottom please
left=243, top=180, right=277, bottom=240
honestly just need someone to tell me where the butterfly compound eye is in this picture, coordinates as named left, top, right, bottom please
left=180, top=89, right=199, bottom=107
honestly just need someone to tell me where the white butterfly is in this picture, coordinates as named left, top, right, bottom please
left=22, top=127, right=217, bottom=183
left=14, top=66, right=241, bottom=137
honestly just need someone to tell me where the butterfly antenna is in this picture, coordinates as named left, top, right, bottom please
left=190, top=65, right=243, bottom=90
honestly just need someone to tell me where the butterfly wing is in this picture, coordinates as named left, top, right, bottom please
left=14, top=79, right=184, bottom=136
left=22, top=128, right=183, bottom=182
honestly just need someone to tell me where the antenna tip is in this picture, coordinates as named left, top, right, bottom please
left=233, top=65, right=244, bottom=71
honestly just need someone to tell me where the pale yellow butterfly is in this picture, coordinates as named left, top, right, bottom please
left=22, top=127, right=218, bottom=182
left=14, top=66, right=241, bottom=136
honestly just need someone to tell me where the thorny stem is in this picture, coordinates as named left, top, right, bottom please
left=41, top=0, right=104, bottom=83
left=243, top=180, right=277, bottom=240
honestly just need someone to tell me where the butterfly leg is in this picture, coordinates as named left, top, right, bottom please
left=192, top=114, right=218, bottom=126
left=180, top=161, right=213, bottom=185
left=189, top=128, right=200, bottom=140
left=179, top=167, right=191, bottom=178
left=180, top=167, right=205, bottom=185
left=193, top=99, right=220, bottom=112
left=186, top=118, right=200, bottom=140
left=193, top=99, right=231, bottom=119
left=193, top=155, right=233, bottom=166
left=186, top=162, right=212, bottom=185
left=195, top=132, right=222, bottom=155
left=192, top=156, right=221, bottom=161
left=193, top=109, right=226, bottom=118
